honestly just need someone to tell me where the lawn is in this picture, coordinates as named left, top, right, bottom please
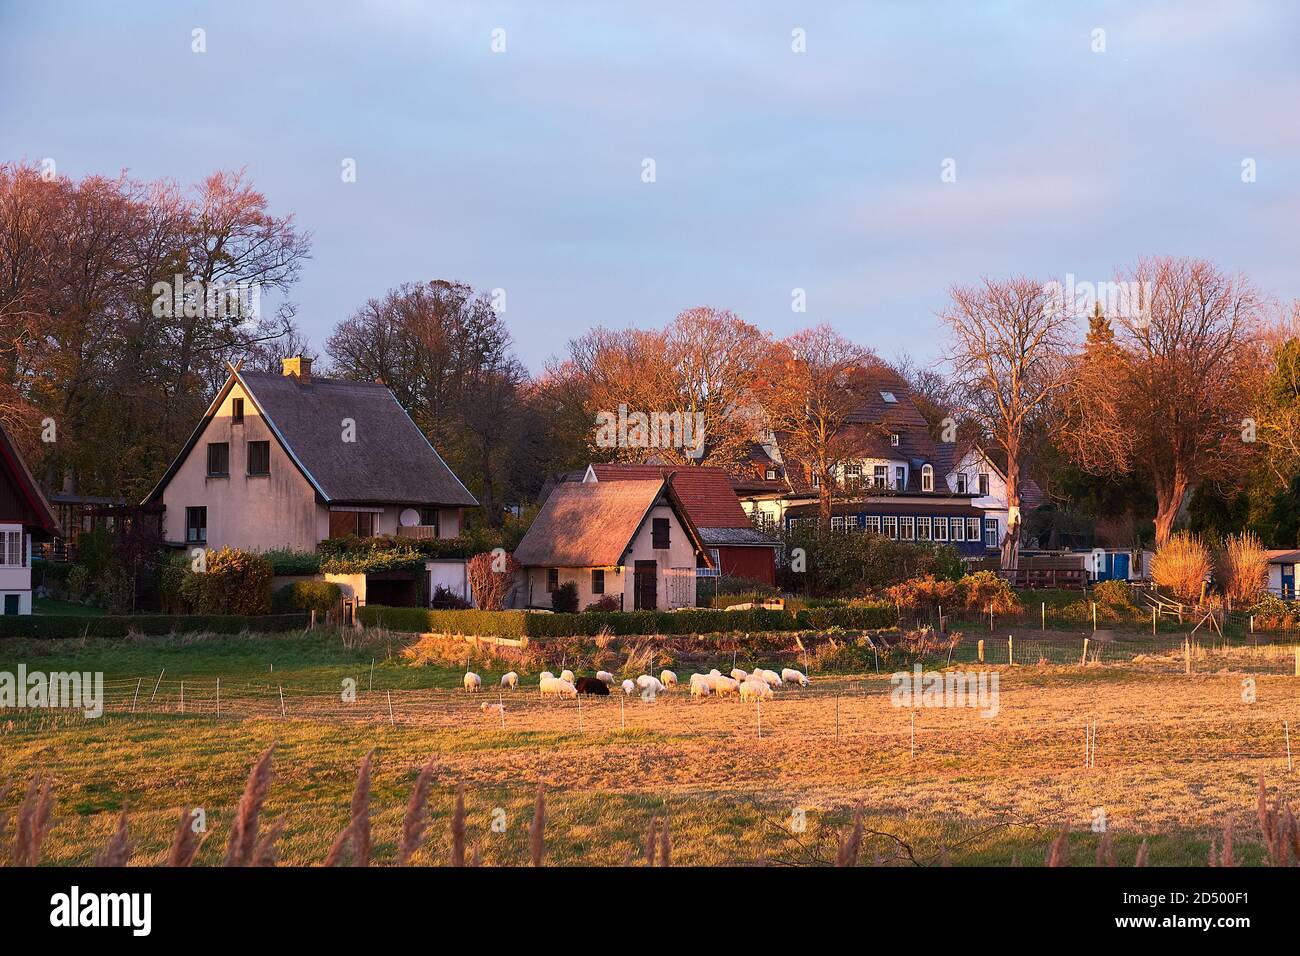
left=33, top=597, right=107, bottom=616
left=1, top=627, right=1297, bottom=867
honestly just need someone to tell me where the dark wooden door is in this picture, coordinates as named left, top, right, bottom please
left=634, top=560, right=657, bottom=610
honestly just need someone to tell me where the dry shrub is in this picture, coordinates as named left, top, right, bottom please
left=885, top=575, right=958, bottom=613
left=466, top=551, right=519, bottom=611
left=1151, top=531, right=1211, bottom=602
left=958, top=571, right=1022, bottom=614
left=1218, top=532, right=1269, bottom=606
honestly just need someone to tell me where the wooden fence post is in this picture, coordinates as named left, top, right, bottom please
left=1007, top=635, right=1014, bottom=665
left=1092, top=602, right=1097, bottom=631
left=1041, top=602, right=1046, bottom=631
left=1081, top=638, right=1089, bottom=667
left=977, top=639, right=984, bottom=663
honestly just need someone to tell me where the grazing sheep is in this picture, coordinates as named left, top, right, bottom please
left=740, top=679, right=772, bottom=702
left=480, top=702, right=504, bottom=717
left=708, top=668, right=721, bottom=676
left=596, top=670, right=615, bottom=685
left=636, top=674, right=665, bottom=695
left=575, top=676, right=610, bottom=696
left=689, top=676, right=713, bottom=698
left=539, top=676, right=578, bottom=699
left=730, top=668, right=748, bottom=682
left=621, top=679, right=636, bottom=695
left=560, top=669, right=575, bottom=684
left=660, top=670, right=678, bottom=689
left=712, top=675, right=740, bottom=697
left=781, top=668, right=809, bottom=687
left=463, top=672, right=482, bottom=693
left=540, top=671, right=555, bottom=680
left=500, top=671, right=518, bottom=689
left=756, top=669, right=783, bottom=687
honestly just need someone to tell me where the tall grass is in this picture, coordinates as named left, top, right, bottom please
left=1151, top=531, right=1212, bottom=602
left=1219, top=532, right=1270, bottom=606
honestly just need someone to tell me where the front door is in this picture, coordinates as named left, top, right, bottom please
left=1284, top=565, right=1295, bottom=599
left=2, top=594, right=19, bottom=615
left=634, top=560, right=657, bottom=610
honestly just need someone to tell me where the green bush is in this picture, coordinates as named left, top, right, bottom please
left=272, top=580, right=342, bottom=615
left=1091, top=579, right=1135, bottom=608
left=185, top=548, right=274, bottom=615
left=776, top=526, right=964, bottom=595
left=264, top=549, right=322, bottom=575
left=0, top=613, right=309, bottom=639
left=360, top=602, right=897, bottom=638
left=551, top=581, right=579, bottom=614
left=66, top=564, right=91, bottom=603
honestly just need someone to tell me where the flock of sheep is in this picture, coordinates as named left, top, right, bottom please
left=462, top=665, right=810, bottom=708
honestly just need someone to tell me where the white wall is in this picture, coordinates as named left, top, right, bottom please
left=0, top=524, right=32, bottom=614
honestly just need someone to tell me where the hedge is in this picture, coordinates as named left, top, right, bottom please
left=360, top=603, right=897, bottom=638
left=272, top=580, right=343, bottom=615
left=0, top=613, right=310, bottom=639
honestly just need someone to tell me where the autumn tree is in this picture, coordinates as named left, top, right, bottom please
left=1060, top=258, right=1263, bottom=546
left=566, top=307, right=769, bottom=468
left=941, top=277, right=1073, bottom=569
left=753, top=325, right=878, bottom=529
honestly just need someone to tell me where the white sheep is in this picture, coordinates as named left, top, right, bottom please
left=636, top=674, right=665, bottom=695
left=660, top=670, right=678, bottom=689
left=463, top=672, right=482, bottom=693
left=621, top=679, right=637, bottom=695
left=730, top=668, right=748, bottom=682
left=709, top=668, right=721, bottom=676
left=781, top=668, right=809, bottom=687
left=689, top=675, right=712, bottom=698
left=712, top=675, right=740, bottom=697
left=756, top=669, right=783, bottom=687
left=740, top=679, right=772, bottom=702
left=596, top=670, right=615, bottom=685
left=540, top=671, right=555, bottom=680
left=480, top=702, right=504, bottom=717
left=539, top=676, right=577, bottom=699
left=560, top=669, right=575, bottom=684
left=500, top=671, right=518, bottom=689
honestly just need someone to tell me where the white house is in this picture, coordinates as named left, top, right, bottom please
left=0, top=422, right=60, bottom=615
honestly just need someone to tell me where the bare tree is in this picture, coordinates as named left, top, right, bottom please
left=754, top=325, right=878, bottom=529
left=941, top=277, right=1073, bottom=569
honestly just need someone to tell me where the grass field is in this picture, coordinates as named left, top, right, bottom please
left=2, top=626, right=1298, bottom=867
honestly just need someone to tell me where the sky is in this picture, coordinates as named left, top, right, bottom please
left=2, top=0, right=1298, bottom=373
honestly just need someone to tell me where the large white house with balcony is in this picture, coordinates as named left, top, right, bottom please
left=731, top=374, right=1042, bottom=558
left=143, top=356, right=477, bottom=554
left=0, top=422, right=60, bottom=614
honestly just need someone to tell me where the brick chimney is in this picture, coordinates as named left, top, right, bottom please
left=281, top=355, right=312, bottom=382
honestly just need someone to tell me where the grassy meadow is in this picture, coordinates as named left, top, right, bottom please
left=2, top=625, right=1298, bottom=866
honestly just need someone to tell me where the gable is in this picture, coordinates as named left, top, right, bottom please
left=0, top=424, right=58, bottom=538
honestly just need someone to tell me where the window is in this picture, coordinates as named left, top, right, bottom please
left=591, top=569, right=605, bottom=595
left=882, top=516, right=898, bottom=539
left=917, top=516, right=931, bottom=541
left=765, top=468, right=776, bottom=480
left=848, top=515, right=862, bottom=533
left=844, top=462, right=863, bottom=480
left=2, top=530, right=25, bottom=567
left=247, top=440, right=270, bottom=476
left=900, top=516, right=915, bottom=541
left=880, top=391, right=897, bottom=403
left=933, top=517, right=949, bottom=541
left=652, top=517, right=670, bottom=549
left=231, top=397, right=244, bottom=424
left=811, top=472, right=820, bottom=488
left=984, top=518, right=999, bottom=548
left=206, top=442, right=229, bottom=477
left=185, top=507, right=207, bottom=544
left=978, top=473, right=990, bottom=497
left=866, top=515, right=881, bottom=534
left=356, top=512, right=375, bottom=538
left=953, top=518, right=966, bottom=541
left=955, top=473, right=968, bottom=494
left=921, top=464, right=934, bottom=492
left=873, top=465, right=887, bottom=488
left=895, top=466, right=906, bottom=489
left=890, top=433, right=900, bottom=447
left=547, top=568, right=559, bottom=592
left=419, top=507, right=440, bottom=533
left=831, top=515, right=845, bottom=533
left=967, top=517, right=982, bottom=541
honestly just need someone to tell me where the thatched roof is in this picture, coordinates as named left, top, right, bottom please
left=514, top=478, right=709, bottom=568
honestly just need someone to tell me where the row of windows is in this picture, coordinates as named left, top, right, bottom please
left=812, top=465, right=993, bottom=497
left=809, top=514, right=999, bottom=547
left=548, top=567, right=608, bottom=594
left=207, top=441, right=270, bottom=477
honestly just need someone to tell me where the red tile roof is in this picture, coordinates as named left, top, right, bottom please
left=588, top=463, right=752, bottom=529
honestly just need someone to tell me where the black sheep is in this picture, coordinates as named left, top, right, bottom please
left=575, top=676, right=610, bottom=696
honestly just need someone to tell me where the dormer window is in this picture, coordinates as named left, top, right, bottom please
left=921, top=464, right=934, bottom=492
left=955, top=473, right=968, bottom=494
left=890, top=433, right=900, bottom=447
left=880, top=391, right=897, bottom=403
left=765, top=468, right=776, bottom=480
